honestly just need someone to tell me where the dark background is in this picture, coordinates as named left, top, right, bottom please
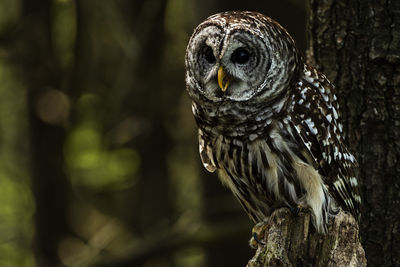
left=0, top=1, right=307, bottom=266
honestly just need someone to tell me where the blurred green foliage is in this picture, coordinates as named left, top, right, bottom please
left=0, top=45, right=34, bottom=266
left=52, top=0, right=76, bottom=70
left=0, top=171, right=35, bottom=267
left=65, top=94, right=141, bottom=189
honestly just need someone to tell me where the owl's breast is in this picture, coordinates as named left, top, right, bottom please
left=205, top=125, right=329, bottom=232
left=191, top=99, right=279, bottom=140
left=211, top=134, right=279, bottom=221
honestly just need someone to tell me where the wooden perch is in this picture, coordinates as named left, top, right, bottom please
left=247, top=208, right=366, bottom=267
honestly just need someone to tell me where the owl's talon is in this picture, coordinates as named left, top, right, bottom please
left=251, top=232, right=265, bottom=247
left=291, top=204, right=304, bottom=216
left=249, top=221, right=268, bottom=249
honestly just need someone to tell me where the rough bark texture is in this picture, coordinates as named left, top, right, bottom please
left=247, top=208, right=366, bottom=267
left=308, top=0, right=400, bottom=266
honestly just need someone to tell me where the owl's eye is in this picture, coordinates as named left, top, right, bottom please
left=231, top=48, right=250, bottom=64
left=202, top=46, right=216, bottom=64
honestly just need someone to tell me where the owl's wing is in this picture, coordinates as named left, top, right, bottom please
left=290, top=69, right=361, bottom=220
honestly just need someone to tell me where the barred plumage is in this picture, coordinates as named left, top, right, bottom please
left=185, top=11, right=361, bottom=234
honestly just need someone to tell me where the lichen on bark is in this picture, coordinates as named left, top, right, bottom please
left=247, top=208, right=366, bottom=267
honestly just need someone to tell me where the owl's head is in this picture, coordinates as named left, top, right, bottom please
left=185, top=11, right=301, bottom=103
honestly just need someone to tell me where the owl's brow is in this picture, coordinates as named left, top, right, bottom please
left=194, top=22, right=224, bottom=37
left=218, top=33, right=227, bottom=58
left=218, top=29, right=259, bottom=59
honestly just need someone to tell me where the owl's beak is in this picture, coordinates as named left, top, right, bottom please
left=218, top=66, right=230, bottom=92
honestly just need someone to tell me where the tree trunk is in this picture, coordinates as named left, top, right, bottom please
left=19, top=0, right=72, bottom=266
left=247, top=209, right=365, bottom=266
left=307, top=0, right=400, bottom=266
left=249, top=0, right=400, bottom=265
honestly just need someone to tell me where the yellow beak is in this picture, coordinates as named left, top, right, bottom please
left=218, top=66, right=230, bottom=92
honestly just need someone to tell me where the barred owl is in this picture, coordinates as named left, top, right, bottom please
left=185, top=11, right=361, bottom=234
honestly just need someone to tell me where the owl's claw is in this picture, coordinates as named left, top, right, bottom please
left=250, top=231, right=265, bottom=248
left=290, top=204, right=304, bottom=216
left=249, top=221, right=268, bottom=249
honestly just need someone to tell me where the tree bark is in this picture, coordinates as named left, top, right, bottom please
left=307, top=0, right=400, bottom=266
left=247, top=208, right=366, bottom=267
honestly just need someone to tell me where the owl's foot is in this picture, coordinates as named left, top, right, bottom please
left=290, top=204, right=304, bottom=216
left=249, top=221, right=269, bottom=249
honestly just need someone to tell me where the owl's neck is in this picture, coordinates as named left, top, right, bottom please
left=192, top=92, right=290, bottom=139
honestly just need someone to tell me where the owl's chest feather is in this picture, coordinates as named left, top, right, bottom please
left=191, top=93, right=288, bottom=141
left=198, top=122, right=329, bottom=233
left=212, top=132, right=283, bottom=221
left=201, top=124, right=292, bottom=200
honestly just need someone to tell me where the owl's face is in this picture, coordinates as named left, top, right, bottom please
left=186, top=11, right=300, bottom=104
